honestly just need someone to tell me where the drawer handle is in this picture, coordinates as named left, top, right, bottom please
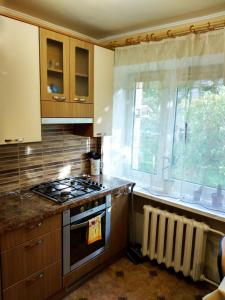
left=5, top=138, right=24, bottom=143
left=25, top=239, right=43, bottom=249
left=79, top=98, right=86, bottom=102
left=26, top=222, right=43, bottom=230
left=73, top=97, right=79, bottom=101
left=25, top=272, right=44, bottom=286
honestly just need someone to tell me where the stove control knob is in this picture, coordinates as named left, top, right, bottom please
left=99, top=184, right=103, bottom=188
left=95, top=182, right=99, bottom=186
left=80, top=206, right=85, bottom=213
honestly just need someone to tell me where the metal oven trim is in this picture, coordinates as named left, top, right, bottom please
left=63, top=194, right=112, bottom=276
left=70, top=246, right=105, bottom=272
left=63, top=225, right=71, bottom=275
left=70, top=203, right=106, bottom=224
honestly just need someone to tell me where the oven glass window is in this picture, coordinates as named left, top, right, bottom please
left=70, top=210, right=106, bottom=267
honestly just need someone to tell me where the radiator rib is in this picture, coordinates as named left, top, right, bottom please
left=183, top=221, right=193, bottom=276
left=142, top=205, right=210, bottom=281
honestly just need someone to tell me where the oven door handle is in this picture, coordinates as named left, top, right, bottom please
left=70, top=211, right=105, bottom=231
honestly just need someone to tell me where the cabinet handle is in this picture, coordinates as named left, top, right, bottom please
left=25, top=272, right=44, bottom=286
left=96, top=133, right=102, bottom=137
left=25, top=239, right=43, bottom=249
left=114, top=190, right=126, bottom=198
left=79, top=98, right=86, bottom=102
left=73, top=97, right=79, bottom=101
left=52, top=95, right=66, bottom=101
left=26, top=222, right=43, bottom=230
left=5, top=138, right=24, bottom=143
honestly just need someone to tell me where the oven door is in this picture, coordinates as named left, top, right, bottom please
left=63, top=207, right=111, bottom=275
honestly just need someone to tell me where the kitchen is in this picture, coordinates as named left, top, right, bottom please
left=1, top=1, right=225, bottom=299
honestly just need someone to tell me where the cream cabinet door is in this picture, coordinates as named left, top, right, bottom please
left=94, top=46, right=114, bottom=137
left=0, top=16, right=41, bottom=144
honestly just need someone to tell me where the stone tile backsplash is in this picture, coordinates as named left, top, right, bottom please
left=0, top=125, right=99, bottom=193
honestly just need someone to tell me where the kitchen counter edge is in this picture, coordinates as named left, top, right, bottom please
left=0, top=175, right=134, bottom=235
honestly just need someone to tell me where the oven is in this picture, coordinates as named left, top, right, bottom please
left=62, top=194, right=111, bottom=275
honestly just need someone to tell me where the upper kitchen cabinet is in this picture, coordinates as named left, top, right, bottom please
left=40, top=28, right=70, bottom=102
left=73, top=45, right=114, bottom=136
left=40, top=29, right=93, bottom=119
left=70, top=39, right=93, bottom=103
left=0, top=16, right=41, bottom=145
left=93, top=46, right=114, bottom=137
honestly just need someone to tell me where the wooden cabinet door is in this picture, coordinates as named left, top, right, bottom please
left=2, top=230, right=61, bottom=289
left=70, top=38, right=94, bottom=104
left=94, top=46, right=114, bottom=137
left=40, top=28, right=69, bottom=102
left=3, top=261, right=62, bottom=300
left=0, top=16, right=41, bottom=145
left=110, top=187, right=129, bottom=255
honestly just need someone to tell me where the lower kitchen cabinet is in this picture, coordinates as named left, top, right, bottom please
left=110, top=187, right=129, bottom=255
left=1, top=230, right=61, bottom=289
left=0, top=214, right=62, bottom=300
left=3, top=261, right=61, bottom=300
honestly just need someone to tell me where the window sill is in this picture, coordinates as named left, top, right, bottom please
left=134, top=186, right=225, bottom=222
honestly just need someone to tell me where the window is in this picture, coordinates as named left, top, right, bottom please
left=132, top=82, right=161, bottom=174
left=108, top=30, right=225, bottom=213
left=172, top=80, right=225, bottom=191
left=130, top=79, right=225, bottom=211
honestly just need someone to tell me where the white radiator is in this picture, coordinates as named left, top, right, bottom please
left=142, top=205, right=210, bottom=281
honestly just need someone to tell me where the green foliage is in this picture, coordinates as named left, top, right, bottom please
left=172, top=82, right=225, bottom=189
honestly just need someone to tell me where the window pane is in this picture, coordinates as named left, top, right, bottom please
left=132, top=82, right=161, bottom=174
left=172, top=80, right=225, bottom=190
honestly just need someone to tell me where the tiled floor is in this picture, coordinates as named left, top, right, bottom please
left=64, top=257, right=213, bottom=300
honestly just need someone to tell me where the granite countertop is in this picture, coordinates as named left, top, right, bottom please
left=0, top=175, right=134, bottom=235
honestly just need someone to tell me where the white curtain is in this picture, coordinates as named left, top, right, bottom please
left=103, top=29, right=225, bottom=213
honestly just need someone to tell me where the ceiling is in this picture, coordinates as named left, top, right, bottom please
left=2, top=0, right=225, bottom=39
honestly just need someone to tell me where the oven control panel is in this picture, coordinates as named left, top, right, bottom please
left=62, top=194, right=112, bottom=226
left=71, top=197, right=106, bottom=216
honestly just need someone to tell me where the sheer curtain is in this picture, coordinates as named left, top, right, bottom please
left=103, top=29, right=225, bottom=213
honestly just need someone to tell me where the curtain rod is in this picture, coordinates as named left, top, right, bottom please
left=105, top=19, right=225, bottom=49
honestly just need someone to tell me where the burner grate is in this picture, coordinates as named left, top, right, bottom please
left=31, top=176, right=106, bottom=204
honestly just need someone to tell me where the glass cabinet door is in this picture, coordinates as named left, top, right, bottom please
left=40, top=29, right=69, bottom=102
left=70, top=39, right=93, bottom=103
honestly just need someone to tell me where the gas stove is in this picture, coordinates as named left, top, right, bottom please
left=31, top=176, right=106, bottom=204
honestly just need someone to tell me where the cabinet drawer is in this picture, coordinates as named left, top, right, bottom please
left=3, top=261, right=62, bottom=300
left=0, top=215, right=61, bottom=251
left=2, top=229, right=61, bottom=289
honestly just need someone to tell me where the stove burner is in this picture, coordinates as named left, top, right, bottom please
left=60, top=191, right=71, bottom=197
left=53, top=184, right=69, bottom=191
left=31, top=176, right=106, bottom=204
